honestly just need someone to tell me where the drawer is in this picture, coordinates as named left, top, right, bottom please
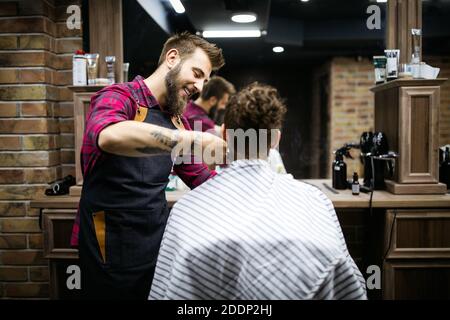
left=384, top=209, right=450, bottom=259
left=383, top=261, right=450, bottom=299
left=42, top=209, right=78, bottom=259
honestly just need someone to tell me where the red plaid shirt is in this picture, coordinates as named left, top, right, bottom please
left=70, top=76, right=216, bottom=247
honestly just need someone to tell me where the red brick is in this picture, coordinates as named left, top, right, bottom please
left=4, top=283, right=49, bottom=298
left=0, top=250, right=46, bottom=265
left=0, top=17, right=55, bottom=35
left=0, top=69, right=19, bottom=83
left=0, top=267, right=28, bottom=281
left=0, top=201, right=27, bottom=216
left=0, top=235, right=27, bottom=249
left=60, top=134, right=74, bottom=148
left=57, top=102, right=74, bottom=117
left=55, top=38, right=82, bottom=54
left=0, top=103, right=18, bottom=117
left=21, top=102, right=53, bottom=117
left=0, top=119, right=59, bottom=133
left=62, top=165, right=75, bottom=178
left=59, top=118, right=74, bottom=133
left=60, top=149, right=74, bottom=163
left=0, top=185, right=48, bottom=200
left=54, top=70, right=72, bottom=86
left=0, top=150, right=60, bottom=167
left=0, top=218, right=41, bottom=233
left=28, top=234, right=44, bottom=249
left=0, top=169, right=25, bottom=183
left=23, top=135, right=58, bottom=150
left=0, top=136, right=21, bottom=150
left=29, top=266, right=49, bottom=281
left=18, top=34, right=53, bottom=51
left=24, top=167, right=59, bottom=183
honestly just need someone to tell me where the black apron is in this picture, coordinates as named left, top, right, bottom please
left=78, top=98, right=182, bottom=300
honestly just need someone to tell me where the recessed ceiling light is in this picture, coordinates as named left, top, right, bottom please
left=273, top=46, right=284, bottom=53
left=301, top=0, right=310, bottom=2
left=202, top=30, right=261, bottom=38
left=376, top=0, right=387, bottom=3
left=231, top=12, right=257, bottom=23
left=169, top=0, right=185, bottom=14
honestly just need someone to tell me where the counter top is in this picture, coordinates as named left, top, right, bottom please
left=30, top=179, right=450, bottom=209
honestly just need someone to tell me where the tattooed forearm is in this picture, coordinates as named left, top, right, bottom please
left=149, top=130, right=178, bottom=149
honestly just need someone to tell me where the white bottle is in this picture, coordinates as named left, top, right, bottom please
left=72, top=50, right=87, bottom=86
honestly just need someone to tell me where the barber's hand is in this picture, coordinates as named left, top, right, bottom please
left=175, top=130, right=227, bottom=165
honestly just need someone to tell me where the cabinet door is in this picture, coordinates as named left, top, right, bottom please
left=383, top=261, right=450, bottom=299
left=384, top=209, right=450, bottom=259
left=42, top=209, right=78, bottom=259
left=383, top=209, right=450, bottom=299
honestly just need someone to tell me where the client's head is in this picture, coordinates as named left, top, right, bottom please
left=224, top=82, right=287, bottom=160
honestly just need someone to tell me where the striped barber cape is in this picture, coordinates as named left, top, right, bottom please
left=149, top=159, right=367, bottom=300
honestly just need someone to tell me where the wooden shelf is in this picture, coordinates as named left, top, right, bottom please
left=370, top=78, right=447, bottom=93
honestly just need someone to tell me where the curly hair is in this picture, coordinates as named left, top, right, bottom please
left=225, top=82, right=286, bottom=131
left=224, top=82, right=287, bottom=157
left=158, top=32, right=225, bottom=71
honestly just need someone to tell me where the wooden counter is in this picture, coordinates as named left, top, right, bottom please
left=31, top=179, right=450, bottom=300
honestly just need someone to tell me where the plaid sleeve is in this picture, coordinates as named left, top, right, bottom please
left=81, top=89, right=136, bottom=175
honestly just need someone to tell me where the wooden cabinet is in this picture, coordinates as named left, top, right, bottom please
left=41, top=208, right=79, bottom=299
left=31, top=181, right=450, bottom=300
left=371, top=79, right=447, bottom=194
left=382, top=209, right=450, bottom=299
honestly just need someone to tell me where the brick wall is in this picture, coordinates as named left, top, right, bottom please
left=0, top=0, right=81, bottom=299
left=327, top=56, right=450, bottom=179
left=328, top=57, right=375, bottom=179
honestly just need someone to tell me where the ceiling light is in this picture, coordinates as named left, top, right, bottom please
left=301, top=0, right=310, bottom=2
left=273, top=46, right=284, bottom=53
left=202, top=30, right=261, bottom=38
left=169, top=0, right=185, bottom=14
left=376, top=0, right=387, bottom=3
left=231, top=12, right=257, bottom=23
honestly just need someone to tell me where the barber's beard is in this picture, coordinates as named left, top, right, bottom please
left=165, top=63, right=188, bottom=116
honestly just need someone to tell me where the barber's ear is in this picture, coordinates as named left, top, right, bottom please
left=271, top=129, right=281, bottom=149
left=209, top=97, right=217, bottom=106
left=165, top=48, right=180, bottom=69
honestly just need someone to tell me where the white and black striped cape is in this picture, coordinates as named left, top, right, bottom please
left=149, top=159, right=367, bottom=300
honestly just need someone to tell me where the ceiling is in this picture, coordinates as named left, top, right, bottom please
left=123, top=0, right=450, bottom=73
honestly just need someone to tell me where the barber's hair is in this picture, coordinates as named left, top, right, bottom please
left=225, top=82, right=286, bottom=131
left=158, top=32, right=225, bottom=71
left=224, top=82, right=287, bottom=157
left=200, top=76, right=235, bottom=101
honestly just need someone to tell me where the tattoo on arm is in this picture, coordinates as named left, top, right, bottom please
left=135, top=129, right=178, bottom=155
left=150, top=131, right=177, bottom=149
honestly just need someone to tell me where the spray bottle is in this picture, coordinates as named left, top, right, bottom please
left=332, top=145, right=353, bottom=190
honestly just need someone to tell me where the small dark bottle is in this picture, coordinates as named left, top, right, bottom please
left=440, top=147, right=450, bottom=189
left=352, top=172, right=360, bottom=195
left=332, top=153, right=347, bottom=190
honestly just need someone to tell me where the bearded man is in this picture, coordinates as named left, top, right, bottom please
left=72, top=32, right=226, bottom=299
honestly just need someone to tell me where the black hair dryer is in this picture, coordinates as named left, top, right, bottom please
left=360, top=132, right=397, bottom=190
